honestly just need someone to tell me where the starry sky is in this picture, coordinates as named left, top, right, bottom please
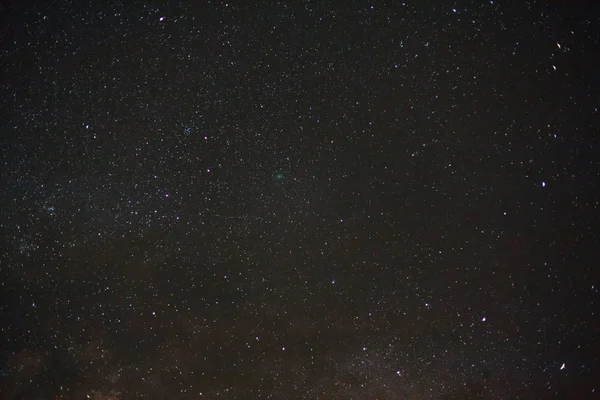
left=1, top=1, right=600, bottom=399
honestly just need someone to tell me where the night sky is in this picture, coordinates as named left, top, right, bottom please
left=1, top=1, right=600, bottom=399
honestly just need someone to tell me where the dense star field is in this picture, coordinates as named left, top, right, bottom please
left=1, top=1, right=599, bottom=399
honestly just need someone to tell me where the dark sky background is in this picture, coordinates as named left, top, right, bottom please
left=1, top=1, right=599, bottom=399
